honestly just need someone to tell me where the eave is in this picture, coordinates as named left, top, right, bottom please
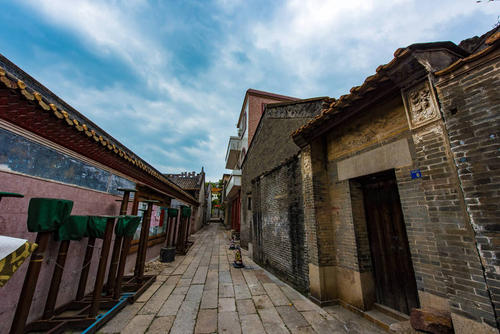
left=0, top=58, right=198, bottom=206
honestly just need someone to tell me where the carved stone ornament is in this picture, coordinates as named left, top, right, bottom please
left=402, top=78, right=441, bottom=129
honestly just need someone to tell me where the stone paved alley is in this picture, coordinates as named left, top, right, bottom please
left=100, top=223, right=385, bottom=334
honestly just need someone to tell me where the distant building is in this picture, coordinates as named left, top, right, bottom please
left=224, top=89, right=298, bottom=236
left=165, top=168, right=206, bottom=233
left=240, top=97, right=328, bottom=292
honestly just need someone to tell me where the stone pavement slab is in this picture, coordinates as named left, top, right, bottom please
left=185, top=284, right=204, bottom=302
left=100, top=302, right=145, bottom=333
left=136, top=282, right=162, bottom=303
left=218, top=297, right=236, bottom=312
left=200, top=289, right=218, bottom=309
left=301, top=311, right=345, bottom=334
left=240, top=313, right=265, bottom=334
left=121, top=314, right=154, bottom=334
left=236, top=298, right=256, bottom=315
left=263, top=282, right=290, bottom=306
left=170, top=299, right=199, bottom=334
left=103, top=224, right=389, bottom=334
left=139, top=284, right=176, bottom=314
left=194, top=309, right=217, bottom=333
left=157, top=294, right=184, bottom=316
left=277, top=305, right=310, bottom=332
left=234, top=283, right=251, bottom=300
left=219, top=282, right=235, bottom=298
left=218, top=311, right=241, bottom=334
left=192, top=265, right=208, bottom=284
left=146, top=316, right=175, bottom=334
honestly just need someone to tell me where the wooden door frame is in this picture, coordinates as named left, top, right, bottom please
left=351, top=169, right=419, bottom=314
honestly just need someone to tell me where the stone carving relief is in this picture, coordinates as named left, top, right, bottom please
left=402, top=78, right=441, bottom=129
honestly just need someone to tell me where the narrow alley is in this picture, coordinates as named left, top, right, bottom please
left=100, top=223, right=384, bottom=334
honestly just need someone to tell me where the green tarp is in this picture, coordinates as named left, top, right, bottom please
left=115, top=216, right=142, bottom=238
left=181, top=206, right=191, bottom=218
left=27, top=198, right=73, bottom=233
left=87, top=216, right=113, bottom=239
left=168, top=208, right=178, bottom=217
left=57, top=215, right=89, bottom=241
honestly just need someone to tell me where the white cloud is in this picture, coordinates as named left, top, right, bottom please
left=251, top=0, right=498, bottom=95
left=16, top=0, right=500, bottom=182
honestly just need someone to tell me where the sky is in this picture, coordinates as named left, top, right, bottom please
left=0, top=1, right=498, bottom=181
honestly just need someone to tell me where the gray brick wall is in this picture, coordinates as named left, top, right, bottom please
left=436, top=56, right=500, bottom=327
left=252, top=157, right=309, bottom=292
left=241, top=99, right=324, bottom=248
left=405, top=120, right=496, bottom=327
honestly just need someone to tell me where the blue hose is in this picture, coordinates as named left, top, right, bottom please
left=81, top=292, right=134, bottom=334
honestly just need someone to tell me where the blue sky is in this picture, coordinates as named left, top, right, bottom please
left=0, top=1, right=498, bottom=181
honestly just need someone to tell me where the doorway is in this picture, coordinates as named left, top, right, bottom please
left=358, top=169, right=419, bottom=314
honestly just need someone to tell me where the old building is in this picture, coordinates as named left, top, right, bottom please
left=0, top=54, right=198, bottom=332
left=239, top=97, right=328, bottom=292
left=290, top=28, right=499, bottom=332
left=224, top=89, right=298, bottom=237
left=165, top=169, right=206, bottom=233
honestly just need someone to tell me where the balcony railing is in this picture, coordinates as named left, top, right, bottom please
left=225, top=136, right=241, bottom=170
left=225, top=170, right=241, bottom=199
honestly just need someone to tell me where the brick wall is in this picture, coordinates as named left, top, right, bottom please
left=251, top=156, right=309, bottom=291
left=436, top=54, right=500, bottom=327
left=406, top=121, right=496, bottom=326
left=241, top=99, right=323, bottom=248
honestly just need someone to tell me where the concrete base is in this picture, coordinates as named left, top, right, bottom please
left=417, top=291, right=449, bottom=312
left=308, top=263, right=375, bottom=311
left=308, top=294, right=337, bottom=307
left=308, top=263, right=337, bottom=304
left=336, top=267, right=375, bottom=310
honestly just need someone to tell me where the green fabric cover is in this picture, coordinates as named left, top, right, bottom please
left=181, top=206, right=191, bottom=218
left=0, top=192, right=24, bottom=198
left=27, top=198, right=74, bottom=233
left=168, top=208, right=178, bottom=217
left=87, top=216, right=112, bottom=239
left=57, top=215, right=89, bottom=241
left=115, top=215, right=142, bottom=237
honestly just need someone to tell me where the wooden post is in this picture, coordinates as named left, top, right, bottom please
left=89, top=217, right=116, bottom=317
left=106, top=188, right=136, bottom=295
left=113, top=236, right=132, bottom=299
left=134, top=200, right=158, bottom=280
left=172, top=213, right=180, bottom=247
left=76, top=237, right=96, bottom=301
left=10, top=232, right=51, bottom=334
left=166, top=215, right=174, bottom=247
left=177, top=215, right=186, bottom=254
left=42, top=240, right=70, bottom=319
left=185, top=208, right=192, bottom=245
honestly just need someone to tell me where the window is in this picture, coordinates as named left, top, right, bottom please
left=247, top=196, right=252, bottom=210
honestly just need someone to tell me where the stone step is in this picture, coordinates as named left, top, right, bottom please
left=364, top=308, right=401, bottom=330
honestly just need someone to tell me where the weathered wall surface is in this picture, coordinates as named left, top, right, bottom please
left=241, top=99, right=323, bottom=248
left=252, top=157, right=309, bottom=292
left=436, top=53, right=500, bottom=327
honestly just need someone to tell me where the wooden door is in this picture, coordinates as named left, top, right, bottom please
left=361, top=170, right=419, bottom=314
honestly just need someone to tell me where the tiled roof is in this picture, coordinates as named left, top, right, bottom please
left=436, top=31, right=500, bottom=76
left=165, top=172, right=203, bottom=190
left=291, top=41, right=469, bottom=142
left=0, top=54, right=198, bottom=206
